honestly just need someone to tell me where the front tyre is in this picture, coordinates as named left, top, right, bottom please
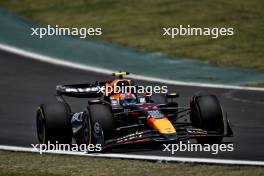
left=81, top=104, right=114, bottom=146
left=191, top=95, right=224, bottom=144
left=81, top=109, right=93, bottom=145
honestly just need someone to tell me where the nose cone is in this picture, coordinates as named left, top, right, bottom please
left=148, top=118, right=176, bottom=134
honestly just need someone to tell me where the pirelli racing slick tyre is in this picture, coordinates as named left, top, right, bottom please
left=36, top=102, right=72, bottom=144
left=191, top=95, right=224, bottom=144
left=81, top=103, right=114, bottom=146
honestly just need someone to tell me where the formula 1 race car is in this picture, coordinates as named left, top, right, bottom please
left=36, top=72, right=233, bottom=151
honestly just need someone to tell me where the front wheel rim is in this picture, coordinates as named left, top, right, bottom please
left=82, top=113, right=91, bottom=144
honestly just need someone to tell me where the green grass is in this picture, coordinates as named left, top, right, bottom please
left=0, top=0, right=263, bottom=71
left=0, top=151, right=263, bottom=176
left=245, top=83, right=264, bottom=87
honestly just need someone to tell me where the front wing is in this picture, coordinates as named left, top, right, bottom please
left=102, top=117, right=233, bottom=150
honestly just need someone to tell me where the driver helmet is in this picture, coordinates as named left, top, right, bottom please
left=119, top=93, right=137, bottom=105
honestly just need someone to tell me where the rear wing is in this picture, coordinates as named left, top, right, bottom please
left=56, top=83, right=103, bottom=98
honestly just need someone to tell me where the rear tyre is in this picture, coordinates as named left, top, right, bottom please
left=191, top=95, right=224, bottom=144
left=36, top=102, right=72, bottom=144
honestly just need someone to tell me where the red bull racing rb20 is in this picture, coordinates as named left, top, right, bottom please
left=36, top=72, right=233, bottom=152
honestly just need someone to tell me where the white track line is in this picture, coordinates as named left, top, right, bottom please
left=0, top=145, right=263, bottom=166
left=0, top=43, right=263, bottom=92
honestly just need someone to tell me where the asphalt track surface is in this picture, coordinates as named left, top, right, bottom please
left=0, top=49, right=264, bottom=161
